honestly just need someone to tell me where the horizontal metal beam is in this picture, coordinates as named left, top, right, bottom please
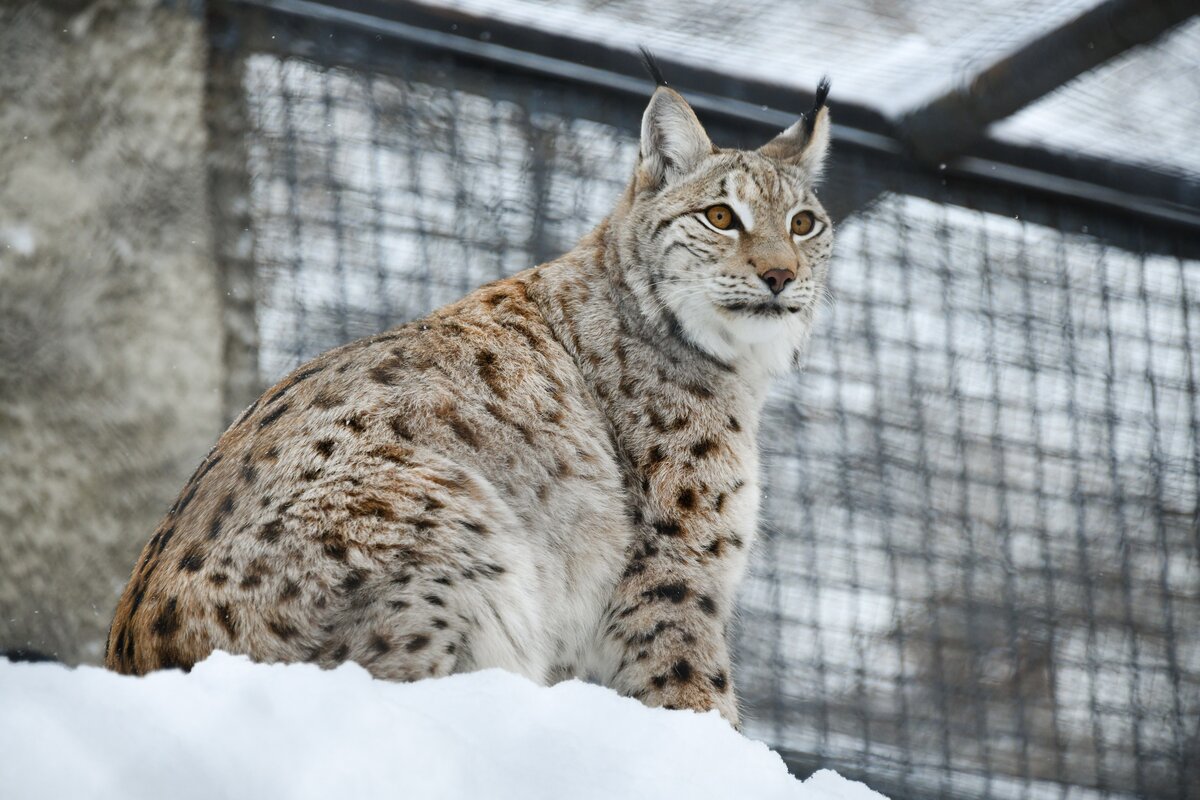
left=897, top=0, right=1199, bottom=164
left=215, top=0, right=1200, bottom=247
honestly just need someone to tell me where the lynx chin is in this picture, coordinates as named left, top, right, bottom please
left=107, top=63, right=834, bottom=728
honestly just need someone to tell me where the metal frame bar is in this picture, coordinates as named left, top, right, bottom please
left=897, top=0, right=1199, bottom=163
left=217, top=0, right=1200, bottom=249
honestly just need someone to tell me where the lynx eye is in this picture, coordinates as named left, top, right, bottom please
left=704, top=204, right=738, bottom=231
left=791, top=210, right=819, bottom=238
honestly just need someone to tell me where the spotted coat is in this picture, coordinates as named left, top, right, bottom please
left=105, top=82, right=834, bottom=727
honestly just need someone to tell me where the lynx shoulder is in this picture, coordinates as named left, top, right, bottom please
left=106, top=71, right=834, bottom=727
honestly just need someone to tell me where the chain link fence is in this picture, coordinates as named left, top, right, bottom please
left=208, top=4, right=1199, bottom=798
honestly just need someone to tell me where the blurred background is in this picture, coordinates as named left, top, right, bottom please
left=1, top=0, right=1197, bottom=797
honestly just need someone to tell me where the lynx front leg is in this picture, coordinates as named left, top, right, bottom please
left=600, top=545, right=740, bottom=727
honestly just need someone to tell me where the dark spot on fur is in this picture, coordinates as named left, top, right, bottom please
left=340, top=569, right=368, bottom=593
left=214, top=603, right=237, bottom=639
left=173, top=482, right=200, bottom=517
left=314, top=439, right=336, bottom=458
left=402, top=516, right=436, bottom=532
left=684, top=382, right=714, bottom=399
left=324, top=541, right=348, bottom=561
left=433, top=576, right=454, bottom=586
left=258, top=403, right=290, bottom=429
left=129, top=586, right=146, bottom=618
left=646, top=582, right=688, bottom=603
left=424, top=594, right=445, bottom=607
left=390, top=416, right=414, bottom=440
left=233, top=398, right=261, bottom=428
left=698, top=595, right=717, bottom=615
left=370, top=634, right=392, bottom=655
left=710, top=671, right=728, bottom=691
left=463, top=520, right=489, bottom=536
left=705, top=537, right=724, bottom=557
left=653, top=519, right=682, bottom=537
left=152, top=597, right=180, bottom=638
left=645, top=445, right=666, bottom=469
left=208, top=572, right=229, bottom=587
left=342, top=415, right=367, bottom=434
left=369, top=362, right=399, bottom=385
left=406, top=634, right=431, bottom=652
left=714, top=493, right=727, bottom=513
left=690, top=438, right=717, bottom=458
left=178, top=548, right=205, bottom=573
left=476, top=349, right=507, bottom=399
left=279, top=580, right=302, bottom=601
left=443, top=410, right=479, bottom=448
left=622, top=561, right=646, bottom=579
left=646, top=407, right=669, bottom=432
left=312, top=390, right=345, bottom=409
left=388, top=599, right=409, bottom=611
left=255, top=516, right=283, bottom=542
left=240, top=573, right=263, bottom=590
left=651, top=674, right=668, bottom=689
left=331, top=643, right=350, bottom=662
left=727, top=416, right=741, bottom=432
left=268, top=620, right=298, bottom=641
left=267, top=366, right=323, bottom=404
left=432, top=618, right=449, bottom=630
left=671, top=659, right=694, bottom=683
left=677, top=488, right=697, bottom=511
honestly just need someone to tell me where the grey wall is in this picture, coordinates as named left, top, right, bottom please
left=0, top=0, right=224, bottom=664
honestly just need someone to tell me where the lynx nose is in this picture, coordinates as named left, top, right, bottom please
left=760, top=268, right=795, bottom=296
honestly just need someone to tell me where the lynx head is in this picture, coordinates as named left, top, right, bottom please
left=618, top=69, right=833, bottom=376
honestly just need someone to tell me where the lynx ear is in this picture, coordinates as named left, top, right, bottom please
left=759, top=77, right=832, bottom=181
left=639, top=87, right=714, bottom=188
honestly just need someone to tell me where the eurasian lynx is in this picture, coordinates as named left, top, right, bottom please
left=106, top=66, right=833, bottom=727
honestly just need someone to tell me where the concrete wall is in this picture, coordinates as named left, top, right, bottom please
left=0, top=0, right=224, bottom=664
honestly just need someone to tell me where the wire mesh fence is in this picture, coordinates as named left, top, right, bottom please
left=208, top=5, right=1200, bottom=799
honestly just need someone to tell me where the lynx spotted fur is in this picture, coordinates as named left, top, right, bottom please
left=106, top=73, right=834, bottom=726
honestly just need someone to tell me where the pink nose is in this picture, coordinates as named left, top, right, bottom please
left=760, top=269, right=795, bottom=295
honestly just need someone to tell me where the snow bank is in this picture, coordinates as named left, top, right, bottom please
left=0, top=652, right=886, bottom=800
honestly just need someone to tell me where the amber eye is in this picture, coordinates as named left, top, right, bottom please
left=704, top=204, right=737, bottom=230
left=791, top=211, right=818, bottom=237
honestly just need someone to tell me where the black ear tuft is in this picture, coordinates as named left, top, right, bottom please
left=801, top=76, right=831, bottom=139
left=639, top=46, right=668, bottom=88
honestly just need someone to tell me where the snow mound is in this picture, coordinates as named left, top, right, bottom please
left=0, top=652, right=886, bottom=799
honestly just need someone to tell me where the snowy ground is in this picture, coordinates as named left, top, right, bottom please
left=0, top=652, right=886, bottom=800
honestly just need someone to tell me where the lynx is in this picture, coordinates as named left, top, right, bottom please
left=106, top=64, right=833, bottom=727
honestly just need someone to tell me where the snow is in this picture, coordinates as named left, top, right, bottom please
left=0, top=651, right=887, bottom=800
